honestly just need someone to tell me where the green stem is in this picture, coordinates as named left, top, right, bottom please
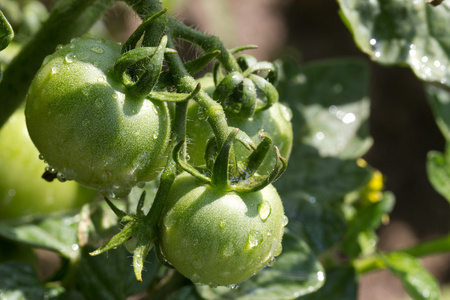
left=354, top=233, right=450, bottom=274
left=168, top=18, right=241, bottom=72
left=0, top=0, right=113, bottom=127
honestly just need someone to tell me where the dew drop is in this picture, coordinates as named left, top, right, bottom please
left=152, top=133, right=158, bottom=140
left=228, top=284, right=239, bottom=290
left=257, top=201, right=271, bottom=221
left=219, top=219, right=227, bottom=229
left=64, top=53, right=76, bottom=64
left=369, top=38, right=377, bottom=46
left=222, top=242, right=235, bottom=257
left=70, top=37, right=80, bottom=44
left=57, top=172, right=67, bottom=182
left=90, top=46, right=105, bottom=54
left=282, top=215, right=289, bottom=227
left=137, top=181, right=146, bottom=188
left=246, top=231, right=263, bottom=250
left=38, top=154, right=45, bottom=160
left=55, top=44, right=63, bottom=51
left=97, top=75, right=106, bottom=83
left=51, top=67, right=59, bottom=75
left=280, top=104, right=293, bottom=122
left=191, top=273, right=201, bottom=283
left=152, top=104, right=159, bottom=115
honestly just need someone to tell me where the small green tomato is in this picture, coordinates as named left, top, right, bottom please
left=159, top=172, right=286, bottom=286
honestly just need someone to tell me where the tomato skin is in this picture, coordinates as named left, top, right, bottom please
left=159, top=172, right=285, bottom=286
left=0, top=108, right=96, bottom=219
left=187, top=74, right=293, bottom=174
left=25, top=38, right=171, bottom=197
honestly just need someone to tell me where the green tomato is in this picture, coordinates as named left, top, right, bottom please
left=0, top=108, right=96, bottom=219
left=25, top=37, right=171, bottom=198
left=159, top=172, right=286, bottom=286
left=187, top=74, right=293, bottom=174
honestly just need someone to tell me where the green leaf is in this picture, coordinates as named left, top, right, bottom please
left=77, top=246, right=159, bottom=300
left=0, top=213, right=80, bottom=259
left=196, top=231, right=325, bottom=300
left=284, top=195, right=347, bottom=254
left=298, top=265, right=358, bottom=300
left=338, top=0, right=450, bottom=86
left=342, top=192, right=395, bottom=258
left=275, top=146, right=372, bottom=205
left=383, top=252, right=441, bottom=300
left=276, top=57, right=372, bottom=159
left=426, top=84, right=450, bottom=141
left=0, top=261, right=65, bottom=300
left=0, top=10, right=14, bottom=52
left=427, top=149, right=450, bottom=204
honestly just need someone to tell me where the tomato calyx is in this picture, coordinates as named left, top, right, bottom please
left=174, top=128, right=287, bottom=193
left=213, top=49, right=279, bottom=118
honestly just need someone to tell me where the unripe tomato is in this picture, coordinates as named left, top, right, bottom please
left=0, top=108, right=96, bottom=219
left=159, top=172, right=286, bottom=286
left=187, top=74, right=293, bottom=174
left=25, top=38, right=171, bottom=198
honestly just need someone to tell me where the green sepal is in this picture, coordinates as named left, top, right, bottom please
left=104, top=197, right=127, bottom=219
left=173, top=139, right=211, bottom=183
left=237, top=54, right=258, bottom=70
left=89, top=220, right=140, bottom=256
left=0, top=10, right=13, bottom=52
left=243, top=61, right=278, bottom=84
left=114, top=46, right=176, bottom=85
left=213, top=71, right=243, bottom=103
left=127, top=35, right=168, bottom=97
left=233, top=146, right=287, bottom=193
left=184, top=50, right=221, bottom=76
left=248, top=73, right=279, bottom=110
left=132, top=231, right=154, bottom=282
left=239, top=132, right=273, bottom=178
left=240, top=77, right=258, bottom=118
left=121, top=8, right=168, bottom=53
left=211, top=128, right=239, bottom=190
left=148, top=83, right=201, bottom=102
left=229, top=44, right=258, bottom=54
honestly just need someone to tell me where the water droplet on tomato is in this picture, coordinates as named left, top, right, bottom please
left=90, top=46, right=104, bottom=54
left=222, top=242, right=235, bottom=257
left=280, top=104, right=293, bottom=121
left=228, top=284, right=239, bottom=290
left=55, top=44, right=63, bottom=51
left=282, top=215, right=289, bottom=227
left=97, top=76, right=106, bottom=83
left=38, top=154, right=45, bottom=160
left=137, top=181, right=145, bottom=188
left=152, top=133, right=158, bottom=140
left=219, top=219, right=226, bottom=229
left=191, top=273, right=201, bottom=283
left=64, top=53, right=75, bottom=64
left=57, top=172, right=67, bottom=182
left=267, top=256, right=276, bottom=267
left=152, top=104, right=159, bottom=115
left=246, top=231, right=263, bottom=250
left=257, top=201, right=271, bottom=221
left=51, top=67, right=59, bottom=75
left=70, top=37, right=80, bottom=44
left=192, top=259, right=203, bottom=270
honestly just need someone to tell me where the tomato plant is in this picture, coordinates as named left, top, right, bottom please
left=25, top=37, right=171, bottom=198
left=0, top=107, right=96, bottom=218
left=159, top=172, right=286, bottom=286
left=0, top=1, right=450, bottom=300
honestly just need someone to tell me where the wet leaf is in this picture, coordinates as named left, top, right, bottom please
left=338, top=0, right=450, bottom=86
left=383, top=252, right=441, bottom=300
left=0, top=261, right=64, bottom=300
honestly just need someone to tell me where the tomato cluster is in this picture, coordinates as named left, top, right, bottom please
left=24, top=36, right=292, bottom=286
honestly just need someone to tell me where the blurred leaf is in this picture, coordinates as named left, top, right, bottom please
left=196, top=231, right=325, bottom=300
left=427, top=149, right=450, bottom=204
left=426, top=84, right=450, bottom=140
left=167, top=285, right=202, bottom=300
left=284, top=194, right=347, bottom=254
left=275, top=146, right=372, bottom=205
left=276, top=57, right=372, bottom=159
left=0, top=261, right=64, bottom=300
left=298, top=265, right=358, bottom=300
left=338, top=0, right=450, bottom=86
left=383, top=252, right=441, bottom=300
left=77, top=246, right=160, bottom=300
left=0, top=213, right=80, bottom=259
left=342, top=192, right=395, bottom=258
